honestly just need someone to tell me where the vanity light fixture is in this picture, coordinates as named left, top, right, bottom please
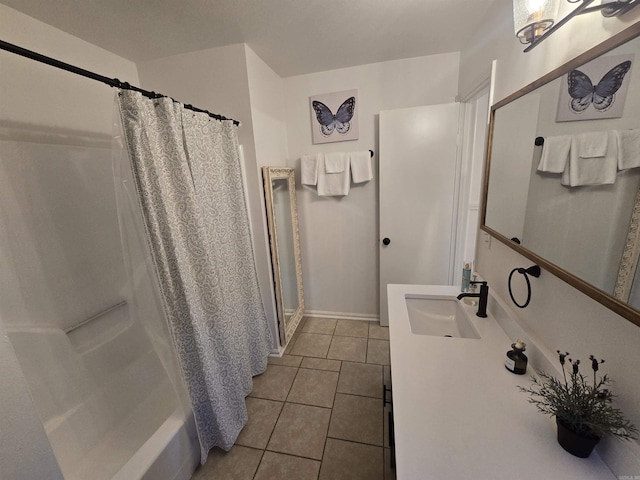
left=515, top=0, right=640, bottom=52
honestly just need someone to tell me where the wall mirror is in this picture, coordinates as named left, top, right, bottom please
left=482, top=23, right=640, bottom=327
left=262, top=167, right=304, bottom=347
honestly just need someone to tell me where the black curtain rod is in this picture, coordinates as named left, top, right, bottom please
left=0, top=39, right=240, bottom=126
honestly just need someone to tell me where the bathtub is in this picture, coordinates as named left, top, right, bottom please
left=6, top=303, right=199, bottom=480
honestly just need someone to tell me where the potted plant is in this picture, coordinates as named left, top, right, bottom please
left=518, top=351, right=637, bottom=458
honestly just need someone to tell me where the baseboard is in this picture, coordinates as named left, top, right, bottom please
left=269, top=346, right=285, bottom=357
left=303, top=309, right=380, bottom=322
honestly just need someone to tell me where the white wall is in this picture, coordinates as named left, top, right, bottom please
left=136, top=45, right=280, bottom=350
left=245, top=46, right=292, bottom=348
left=0, top=3, right=141, bottom=478
left=460, top=0, right=640, bottom=474
left=283, top=53, right=460, bottom=317
left=245, top=46, right=289, bottom=169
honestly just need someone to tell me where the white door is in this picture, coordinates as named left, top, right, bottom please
left=455, top=88, right=490, bottom=274
left=379, top=103, right=462, bottom=326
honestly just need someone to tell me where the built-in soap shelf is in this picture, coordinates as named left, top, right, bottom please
left=66, top=301, right=132, bottom=354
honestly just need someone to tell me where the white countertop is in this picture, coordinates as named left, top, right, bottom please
left=387, top=284, right=616, bottom=480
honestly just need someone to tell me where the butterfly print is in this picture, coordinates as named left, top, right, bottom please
left=567, top=60, right=632, bottom=113
left=312, top=96, right=356, bottom=136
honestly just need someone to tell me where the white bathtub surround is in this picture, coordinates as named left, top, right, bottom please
left=387, top=284, right=616, bottom=479
left=0, top=138, right=195, bottom=479
left=117, top=91, right=273, bottom=462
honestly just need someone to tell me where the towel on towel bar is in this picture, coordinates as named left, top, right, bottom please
left=317, top=154, right=350, bottom=196
left=301, top=153, right=319, bottom=185
left=537, top=135, right=571, bottom=173
left=350, top=150, right=373, bottom=183
left=562, top=131, right=617, bottom=187
left=616, top=129, right=640, bottom=170
left=576, top=130, right=608, bottom=158
left=324, top=152, right=347, bottom=173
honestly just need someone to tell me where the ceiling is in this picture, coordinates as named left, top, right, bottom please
left=3, top=0, right=496, bottom=77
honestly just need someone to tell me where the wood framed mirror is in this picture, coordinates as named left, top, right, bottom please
left=481, top=23, right=640, bottom=328
left=262, top=167, right=305, bottom=347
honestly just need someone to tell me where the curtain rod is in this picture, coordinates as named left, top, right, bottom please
left=0, top=39, right=241, bottom=126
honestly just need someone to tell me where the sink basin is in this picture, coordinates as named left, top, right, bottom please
left=405, top=295, right=481, bottom=339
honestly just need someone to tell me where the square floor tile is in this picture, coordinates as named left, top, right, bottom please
left=369, top=323, right=390, bottom=340
left=337, top=362, right=382, bottom=398
left=334, top=320, right=370, bottom=338
left=254, top=451, right=320, bottom=480
left=327, top=336, right=367, bottom=362
left=328, top=393, right=383, bottom=446
left=367, top=339, right=390, bottom=365
left=192, top=445, right=262, bottom=480
left=267, top=403, right=331, bottom=460
left=268, top=355, right=303, bottom=367
left=250, top=364, right=298, bottom=401
left=288, top=333, right=332, bottom=358
left=302, top=317, right=337, bottom=335
left=287, top=368, right=339, bottom=408
left=236, top=397, right=283, bottom=449
left=300, top=357, right=342, bottom=372
left=319, top=438, right=383, bottom=480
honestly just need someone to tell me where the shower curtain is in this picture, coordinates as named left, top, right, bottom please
left=115, top=90, right=272, bottom=462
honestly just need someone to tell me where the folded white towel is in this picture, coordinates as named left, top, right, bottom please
left=301, top=154, right=319, bottom=185
left=537, top=135, right=571, bottom=173
left=325, top=152, right=347, bottom=173
left=562, top=131, right=617, bottom=187
left=317, top=155, right=351, bottom=196
left=576, top=131, right=608, bottom=158
left=616, top=129, right=640, bottom=170
left=350, top=150, right=373, bottom=183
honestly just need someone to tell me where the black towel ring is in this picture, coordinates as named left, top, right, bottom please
left=508, top=265, right=541, bottom=308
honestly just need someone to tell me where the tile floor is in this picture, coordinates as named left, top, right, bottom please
left=191, top=317, right=395, bottom=480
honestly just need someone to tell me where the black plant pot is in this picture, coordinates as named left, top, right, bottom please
left=556, top=418, right=601, bottom=458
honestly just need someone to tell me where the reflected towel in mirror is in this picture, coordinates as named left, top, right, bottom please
left=576, top=131, right=608, bottom=158
left=616, top=129, right=640, bottom=170
left=537, top=135, right=571, bottom=173
left=562, top=131, right=618, bottom=187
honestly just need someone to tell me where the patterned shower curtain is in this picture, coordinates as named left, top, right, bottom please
left=116, top=90, right=272, bottom=463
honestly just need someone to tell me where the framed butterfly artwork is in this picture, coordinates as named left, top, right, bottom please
left=556, top=53, right=634, bottom=122
left=309, top=89, right=359, bottom=144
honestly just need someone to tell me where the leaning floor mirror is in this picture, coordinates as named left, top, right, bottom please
left=262, top=167, right=304, bottom=347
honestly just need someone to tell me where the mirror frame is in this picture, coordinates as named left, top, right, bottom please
left=480, top=22, right=640, bottom=328
left=262, top=167, right=305, bottom=347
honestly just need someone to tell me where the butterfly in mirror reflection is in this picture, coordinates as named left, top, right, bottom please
left=567, top=60, right=632, bottom=113
left=312, top=96, right=356, bottom=136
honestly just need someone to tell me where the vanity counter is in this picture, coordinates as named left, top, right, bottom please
left=387, top=284, right=616, bottom=480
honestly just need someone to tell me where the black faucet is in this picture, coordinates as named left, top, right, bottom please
left=457, top=281, right=489, bottom=318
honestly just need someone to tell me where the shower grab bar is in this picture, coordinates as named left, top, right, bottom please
left=64, top=300, right=127, bottom=334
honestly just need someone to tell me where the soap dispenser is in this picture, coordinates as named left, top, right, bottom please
left=505, top=339, right=528, bottom=375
